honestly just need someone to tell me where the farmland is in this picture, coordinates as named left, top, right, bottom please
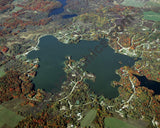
left=80, top=109, right=97, bottom=127
left=104, top=117, right=143, bottom=128
left=143, top=11, right=160, bottom=21
left=121, top=0, right=145, bottom=7
left=0, top=105, right=24, bottom=128
left=0, top=67, right=5, bottom=77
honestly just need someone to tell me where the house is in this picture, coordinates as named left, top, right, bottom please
left=1, top=46, right=9, bottom=53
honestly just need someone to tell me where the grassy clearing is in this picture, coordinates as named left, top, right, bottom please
left=121, top=0, right=145, bottom=7
left=146, top=1, right=160, bottom=8
left=104, top=117, right=143, bottom=128
left=143, top=11, right=160, bottom=21
left=0, top=67, right=5, bottom=77
left=0, top=105, right=24, bottom=128
left=80, top=109, right=97, bottom=127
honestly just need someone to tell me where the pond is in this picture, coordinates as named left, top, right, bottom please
left=28, top=35, right=136, bottom=98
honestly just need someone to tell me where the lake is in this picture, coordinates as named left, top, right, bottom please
left=48, top=0, right=67, bottom=16
left=48, top=0, right=77, bottom=19
left=28, top=35, right=136, bottom=98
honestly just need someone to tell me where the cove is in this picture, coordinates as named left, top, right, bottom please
left=134, top=75, right=160, bottom=95
left=27, top=35, right=136, bottom=98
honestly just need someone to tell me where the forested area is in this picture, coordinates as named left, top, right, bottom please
left=0, top=71, right=34, bottom=103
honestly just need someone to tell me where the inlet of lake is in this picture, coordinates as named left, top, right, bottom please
left=28, top=35, right=136, bottom=99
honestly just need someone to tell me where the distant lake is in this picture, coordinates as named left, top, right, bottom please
left=28, top=35, right=136, bottom=98
left=48, top=0, right=66, bottom=16
left=48, top=0, right=77, bottom=19
left=62, top=14, right=77, bottom=19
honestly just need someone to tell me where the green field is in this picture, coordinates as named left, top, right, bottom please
left=80, top=109, right=97, bottom=127
left=104, top=117, right=142, bottom=128
left=143, top=11, right=160, bottom=21
left=146, top=1, right=160, bottom=8
left=121, top=0, right=145, bottom=7
left=0, top=67, right=5, bottom=77
left=0, top=105, right=24, bottom=128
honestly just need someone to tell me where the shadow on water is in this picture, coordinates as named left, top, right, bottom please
left=134, top=74, right=160, bottom=95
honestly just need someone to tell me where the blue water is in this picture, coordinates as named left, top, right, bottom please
left=48, top=0, right=66, bottom=16
left=62, top=14, right=77, bottom=19
left=28, top=36, right=137, bottom=98
left=48, top=0, right=77, bottom=19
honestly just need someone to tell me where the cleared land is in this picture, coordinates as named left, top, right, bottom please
left=0, top=67, right=5, bottom=77
left=146, top=1, right=160, bottom=7
left=0, top=105, right=24, bottom=128
left=104, top=117, right=145, bottom=128
left=143, top=11, right=160, bottom=21
left=80, top=109, right=97, bottom=127
left=121, top=0, right=145, bottom=7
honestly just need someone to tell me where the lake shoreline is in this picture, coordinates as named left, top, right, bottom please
left=27, top=36, right=136, bottom=98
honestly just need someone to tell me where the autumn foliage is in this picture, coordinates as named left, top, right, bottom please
left=16, top=111, right=75, bottom=128
left=0, top=71, right=34, bottom=103
left=17, top=0, right=61, bottom=12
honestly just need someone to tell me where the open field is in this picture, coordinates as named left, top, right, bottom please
left=0, top=67, right=5, bottom=77
left=121, top=0, right=145, bottom=7
left=80, top=109, right=97, bottom=127
left=0, top=105, right=24, bottom=128
left=104, top=117, right=145, bottom=128
left=143, top=11, right=160, bottom=21
left=146, top=1, right=160, bottom=7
